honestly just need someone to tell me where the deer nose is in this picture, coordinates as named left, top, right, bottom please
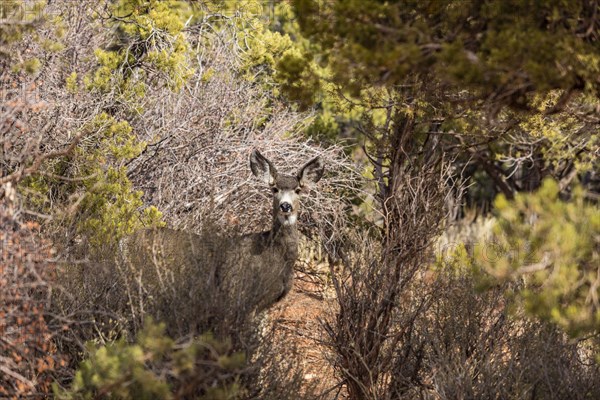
left=280, top=202, right=292, bottom=213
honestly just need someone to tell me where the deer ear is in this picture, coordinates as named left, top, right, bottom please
left=297, top=156, right=324, bottom=187
left=250, top=149, right=277, bottom=185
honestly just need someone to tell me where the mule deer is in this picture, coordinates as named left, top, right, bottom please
left=119, top=150, right=324, bottom=323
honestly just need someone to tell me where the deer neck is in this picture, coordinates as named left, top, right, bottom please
left=268, top=218, right=299, bottom=260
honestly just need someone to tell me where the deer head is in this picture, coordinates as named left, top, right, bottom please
left=250, top=149, right=324, bottom=227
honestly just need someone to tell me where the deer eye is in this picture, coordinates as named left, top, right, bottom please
left=271, top=187, right=279, bottom=194
left=295, top=188, right=302, bottom=194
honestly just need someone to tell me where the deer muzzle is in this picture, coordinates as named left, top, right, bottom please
left=280, top=202, right=293, bottom=213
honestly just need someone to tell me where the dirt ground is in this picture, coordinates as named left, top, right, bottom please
left=269, top=269, right=346, bottom=399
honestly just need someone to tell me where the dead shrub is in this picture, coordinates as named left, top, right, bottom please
left=0, top=203, right=66, bottom=398
left=323, top=160, right=449, bottom=399
left=422, top=264, right=600, bottom=400
left=325, top=232, right=600, bottom=399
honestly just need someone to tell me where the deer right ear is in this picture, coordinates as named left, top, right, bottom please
left=250, top=149, right=277, bottom=185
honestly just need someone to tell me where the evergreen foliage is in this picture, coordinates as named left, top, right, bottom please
left=293, top=0, right=600, bottom=111
left=55, top=319, right=245, bottom=399
left=476, top=179, right=600, bottom=341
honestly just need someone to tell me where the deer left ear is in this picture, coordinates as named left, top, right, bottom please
left=297, top=156, right=324, bottom=187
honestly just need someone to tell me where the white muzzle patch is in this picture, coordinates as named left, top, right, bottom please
left=280, top=214, right=297, bottom=226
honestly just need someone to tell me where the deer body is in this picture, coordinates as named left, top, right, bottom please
left=120, top=150, right=324, bottom=313
left=223, top=222, right=299, bottom=309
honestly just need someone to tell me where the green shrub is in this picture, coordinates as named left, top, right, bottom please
left=476, top=179, right=600, bottom=341
left=55, top=319, right=245, bottom=400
